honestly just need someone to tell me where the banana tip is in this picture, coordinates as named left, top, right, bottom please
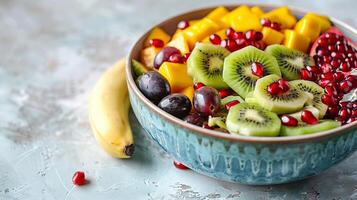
left=124, top=144, right=135, bottom=156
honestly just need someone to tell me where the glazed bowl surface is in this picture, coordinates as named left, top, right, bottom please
left=126, top=4, right=357, bottom=185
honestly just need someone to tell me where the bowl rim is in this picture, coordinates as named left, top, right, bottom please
left=126, top=3, right=357, bottom=144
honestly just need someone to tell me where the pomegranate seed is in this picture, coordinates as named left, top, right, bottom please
left=321, top=94, right=336, bottom=106
left=346, top=117, right=356, bottom=123
left=331, top=52, right=343, bottom=59
left=320, top=64, right=332, bottom=73
left=317, top=38, right=329, bottom=47
left=226, top=28, right=235, bottom=39
left=202, top=123, right=214, bottom=130
left=261, top=18, right=271, bottom=27
left=173, top=160, right=189, bottom=170
left=220, top=39, right=228, bottom=48
left=339, top=108, right=351, bottom=121
left=353, top=101, right=357, bottom=108
left=300, top=68, right=314, bottom=80
left=226, top=39, right=238, bottom=52
left=233, top=32, right=245, bottom=40
left=278, top=79, right=290, bottom=93
left=339, top=102, right=349, bottom=108
left=327, top=106, right=340, bottom=118
left=352, top=109, right=357, bottom=117
left=336, top=44, right=346, bottom=53
left=339, top=80, right=353, bottom=93
left=72, top=171, right=87, bottom=186
left=340, top=62, right=350, bottom=72
left=267, top=82, right=281, bottom=96
left=251, top=62, right=264, bottom=77
left=334, top=72, right=344, bottom=82
left=209, top=34, right=222, bottom=45
left=168, top=54, right=183, bottom=63
left=301, top=110, right=318, bottom=125
left=306, top=65, right=320, bottom=74
left=317, top=49, right=329, bottom=56
left=254, top=32, right=263, bottom=41
left=320, top=72, right=334, bottom=80
left=177, top=20, right=189, bottom=30
left=319, top=79, right=333, bottom=87
left=219, top=89, right=231, bottom=98
left=328, top=45, right=336, bottom=52
left=323, top=56, right=331, bottom=64
left=245, top=30, right=257, bottom=41
left=194, top=82, right=205, bottom=90
left=149, top=39, right=164, bottom=48
left=225, top=100, right=240, bottom=110
left=270, top=22, right=281, bottom=31
left=281, top=115, right=298, bottom=126
left=325, top=85, right=338, bottom=97
left=182, top=53, right=190, bottom=63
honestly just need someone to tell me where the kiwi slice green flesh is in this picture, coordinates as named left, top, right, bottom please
left=223, top=46, right=281, bottom=98
left=132, top=59, right=148, bottom=78
left=208, top=116, right=227, bottom=129
left=226, top=103, right=281, bottom=136
left=280, top=120, right=341, bottom=136
left=289, top=80, right=327, bottom=118
left=254, top=74, right=308, bottom=114
left=187, top=43, right=230, bottom=89
left=221, top=95, right=244, bottom=106
left=265, top=44, right=315, bottom=81
left=244, top=91, right=258, bottom=104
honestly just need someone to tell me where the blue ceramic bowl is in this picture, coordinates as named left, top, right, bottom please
left=126, top=4, right=357, bottom=185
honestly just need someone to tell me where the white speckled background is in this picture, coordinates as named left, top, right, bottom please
left=0, top=0, right=356, bottom=199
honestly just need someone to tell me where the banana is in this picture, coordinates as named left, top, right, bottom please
left=89, top=59, right=134, bottom=158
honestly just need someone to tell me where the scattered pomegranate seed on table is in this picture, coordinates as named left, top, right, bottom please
left=173, top=160, right=189, bottom=170
left=301, top=110, right=318, bottom=125
left=281, top=115, right=298, bottom=126
left=72, top=171, right=87, bottom=186
left=225, top=100, right=240, bottom=110
left=149, top=39, right=164, bottom=48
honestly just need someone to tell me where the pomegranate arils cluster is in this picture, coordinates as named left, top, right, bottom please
left=260, top=18, right=281, bottom=31
left=267, top=79, right=290, bottom=96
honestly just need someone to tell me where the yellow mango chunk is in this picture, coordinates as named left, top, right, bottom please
left=221, top=5, right=251, bottom=27
left=189, top=20, right=200, bottom=26
left=206, top=6, right=229, bottom=23
left=261, top=6, right=297, bottom=29
left=183, top=18, right=220, bottom=49
left=202, top=29, right=227, bottom=43
left=140, top=46, right=161, bottom=68
left=251, top=6, right=265, bottom=17
left=283, top=30, right=311, bottom=53
left=166, top=32, right=190, bottom=54
left=158, top=62, right=193, bottom=92
left=262, top=27, right=284, bottom=45
left=295, top=17, right=321, bottom=41
left=231, top=13, right=262, bottom=32
left=144, top=27, right=171, bottom=47
left=305, top=12, right=331, bottom=32
left=181, top=86, right=194, bottom=104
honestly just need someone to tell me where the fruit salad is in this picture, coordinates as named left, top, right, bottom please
left=132, top=5, right=357, bottom=137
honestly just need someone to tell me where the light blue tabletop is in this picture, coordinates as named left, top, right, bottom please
left=0, top=0, right=356, bottom=199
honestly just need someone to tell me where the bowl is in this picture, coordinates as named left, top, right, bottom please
left=126, top=4, right=357, bottom=185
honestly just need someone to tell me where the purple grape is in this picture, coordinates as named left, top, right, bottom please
left=154, top=47, right=181, bottom=69
left=158, top=94, right=191, bottom=118
left=137, top=71, right=170, bottom=104
left=183, top=113, right=207, bottom=126
left=193, top=86, right=221, bottom=116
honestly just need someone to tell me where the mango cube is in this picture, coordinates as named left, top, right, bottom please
left=283, top=30, right=311, bottom=53
left=158, top=62, right=193, bottom=92
left=262, top=27, right=284, bottom=45
left=181, top=86, right=194, bottom=104
left=140, top=46, right=161, bottom=68
left=183, top=18, right=220, bottom=49
left=250, top=6, right=265, bottom=17
left=295, top=17, right=321, bottom=41
left=166, top=32, right=190, bottom=54
left=206, top=6, right=229, bottom=27
left=202, top=29, right=227, bottom=43
left=221, top=5, right=251, bottom=27
left=261, top=6, right=297, bottom=29
left=231, top=12, right=262, bottom=32
left=144, top=27, right=171, bottom=47
left=305, top=12, right=331, bottom=32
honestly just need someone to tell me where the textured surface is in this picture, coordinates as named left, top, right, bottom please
left=0, top=0, right=356, bottom=199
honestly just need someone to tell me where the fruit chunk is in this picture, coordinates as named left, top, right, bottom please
left=283, top=30, right=311, bottom=53
left=223, top=46, right=281, bottom=98
left=250, top=6, right=265, bottom=17
left=206, top=6, right=229, bottom=27
left=131, top=59, right=148, bottom=78
left=137, top=71, right=171, bottom=104
left=288, top=106, right=320, bottom=121
left=265, top=44, right=315, bottom=80
left=208, top=116, right=227, bottom=129
left=262, top=27, right=284, bottom=45
left=289, top=80, right=327, bottom=118
left=193, top=86, right=221, bottom=116
left=305, top=12, right=331, bottom=32
left=140, top=46, right=161, bottom=68
left=202, top=29, right=227, bottom=43
left=154, top=47, right=181, bottom=69
left=226, top=103, right=281, bottom=136
left=166, top=32, right=190, bottom=54
left=158, top=94, right=192, bottom=119
left=187, top=43, right=230, bottom=89
left=221, top=95, right=244, bottom=106
left=184, top=113, right=206, bottom=126
left=158, top=62, right=193, bottom=92
left=231, top=12, right=262, bottom=32
left=181, top=86, right=194, bottom=103
left=221, top=5, right=251, bottom=27
left=294, top=17, right=321, bottom=41
left=280, top=120, right=341, bottom=136
left=254, top=74, right=308, bottom=114
left=144, top=27, right=171, bottom=47
left=261, top=6, right=297, bottom=29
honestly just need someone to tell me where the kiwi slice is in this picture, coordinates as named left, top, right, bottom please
left=226, top=103, right=281, bottom=136
left=288, top=106, right=320, bottom=121
left=289, top=80, right=328, bottom=118
left=132, top=59, right=148, bottom=78
left=244, top=91, right=258, bottom=104
left=280, top=120, right=341, bottom=136
left=221, top=95, right=244, bottom=106
left=187, top=43, right=230, bottom=88
left=254, top=74, right=308, bottom=114
left=223, top=46, right=281, bottom=98
left=208, top=116, right=227, bottom=129
left=265, top=45, right=315, bottom=81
